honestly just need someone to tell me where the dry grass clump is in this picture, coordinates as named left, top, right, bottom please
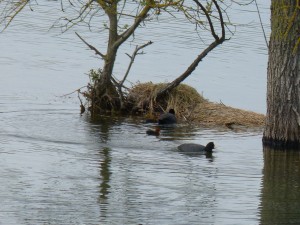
left=127, top=82, right=206, bottom=119
left=194, top=101, right=265, bottom=127
left=127, top=82, right=265, bottom=127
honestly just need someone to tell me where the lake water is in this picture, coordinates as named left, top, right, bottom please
left=1, top=1, right=300, bottom=225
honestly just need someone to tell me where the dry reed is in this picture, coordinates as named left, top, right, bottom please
left=127, top=82, right=265, bottom=127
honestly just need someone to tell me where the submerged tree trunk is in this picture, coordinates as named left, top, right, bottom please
left=263, top=0, right=300, bottom=149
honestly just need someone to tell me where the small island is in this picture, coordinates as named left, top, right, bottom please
left=126, top=82, right=265, bottom=128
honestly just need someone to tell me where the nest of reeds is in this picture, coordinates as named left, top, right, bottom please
left=127, top=82, right=265, bottom=127
left=194, top=101, right=265, bottom=127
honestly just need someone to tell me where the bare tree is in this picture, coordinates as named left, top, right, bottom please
left=0, top=0, right=229, bottom=115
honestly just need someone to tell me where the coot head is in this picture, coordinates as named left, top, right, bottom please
left=169, top=109, right=175, bottom=115
left=205, top=142, right=215, bottom=152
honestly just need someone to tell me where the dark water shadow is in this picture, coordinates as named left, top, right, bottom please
left=259, top=146, right=300, bottom=224
left=156, top=124, right=201, bottom=141
left=98, top=147, right=111, bottom=201
left=178, top=150, right=215, bottom=162
left=84, top=114, right=127, bottom=143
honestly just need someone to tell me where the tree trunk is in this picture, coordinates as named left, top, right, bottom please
left=91, top=2, right=152, bottom=115
left=93, top=4, right=121, bottom=114
left=263, top=0, right=300, bottom=149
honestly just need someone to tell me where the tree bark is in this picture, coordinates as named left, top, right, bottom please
left=100, top=4, right=119, bottom=86
left=263, top=0, right=300, bottom=149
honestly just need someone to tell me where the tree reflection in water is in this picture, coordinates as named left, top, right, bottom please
left=260, top=147, right=300, bottom=224
left=99, top=147, right=111, bottom=200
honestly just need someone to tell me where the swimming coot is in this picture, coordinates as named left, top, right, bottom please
left=146, top=127, right=160, bottom=136
left=178, top=142, right=215, bottom=153
left=158, top=109, right=177, bottom=125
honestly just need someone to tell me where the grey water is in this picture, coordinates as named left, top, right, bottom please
left=1, top=1, right=300, bottom=225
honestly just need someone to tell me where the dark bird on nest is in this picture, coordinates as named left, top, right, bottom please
left=158, top=109, right=177, bottom=125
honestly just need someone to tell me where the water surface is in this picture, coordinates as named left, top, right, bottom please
left=2, top=1, right=300, bottom=225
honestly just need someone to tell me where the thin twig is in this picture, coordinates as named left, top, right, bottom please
left=120, top=41, right=153, bottom=87
left=254, top=0, right=269, bottom=48
left=58, top=85, right=87, bottom=97
left=78, top=90, right=86, bottom=114
left=75, top=32, right=106, bottom=58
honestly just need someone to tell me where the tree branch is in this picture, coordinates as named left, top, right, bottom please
left=114, top=0, right=181, bottom=48
left=0, top=0, right=29, bottom=31
left=95, top=0, right=108, bottom=11
left=157, top=0, right=226, bottom=97
left=114, top=4, right=152, bottom=48
left=119, top=41, right=153, bottom=87
left=75, top=32, right=106, bottom=59
left=193, top=0, right=219, bottom=40
left=213, top=0, right=226, bottom=41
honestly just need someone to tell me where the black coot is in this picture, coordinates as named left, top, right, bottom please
left=158, top=109, right=177, bottom=125
left=178, top=142, right=215, bottom=153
